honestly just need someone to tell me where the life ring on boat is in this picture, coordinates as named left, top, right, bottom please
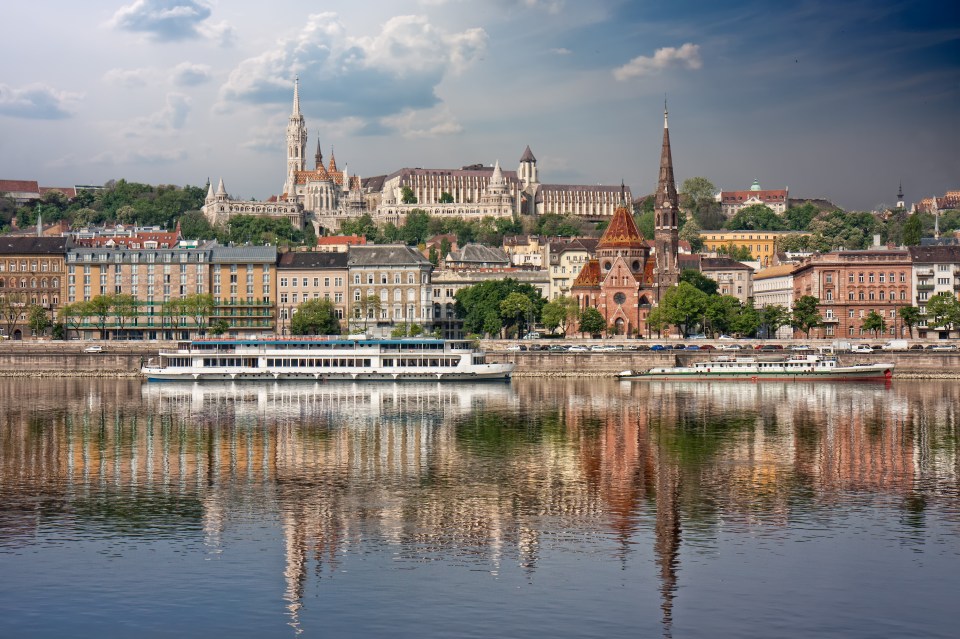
left=884, top=369, right=892, bottom=379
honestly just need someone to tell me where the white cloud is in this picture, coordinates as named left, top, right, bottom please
left=171, top=62, right=213, bottom=87
left=0, top=84, right=82, bottom=120
left=123, top=93, right=191, bottom=136
left=103, top=68, right=153, bottom=88
left=549, top=47, right=572, bottom=55
left=216, top=12, right=487, bottom=121
left=109, top=0, right=233, bottom=43
left=613, top=43, right=702, bottom=81
left=380, top=107, right=463, bottom=139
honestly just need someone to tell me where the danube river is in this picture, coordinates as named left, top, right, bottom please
left=1, top=378, right=958, bottom=638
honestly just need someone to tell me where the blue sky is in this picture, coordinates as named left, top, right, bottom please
left=0, top=0, right=957, bottom=211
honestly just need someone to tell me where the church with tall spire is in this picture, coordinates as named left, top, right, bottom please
left=653, top=103, right=680, bottom=300
left=203, top=78, right=364, bottom=232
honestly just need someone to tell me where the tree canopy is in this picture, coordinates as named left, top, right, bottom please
left=290, top=299, right=341, bottom=335
left=455, top=279, right=545, bottom=338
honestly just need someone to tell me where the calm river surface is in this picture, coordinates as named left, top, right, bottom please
left=1, top=378, right=958, bottom=638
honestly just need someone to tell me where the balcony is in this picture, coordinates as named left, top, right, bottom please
left=916, top=283, right=935, bottom=292
left=916, top=268, right=934, bottom=277
left=821, top=316, right=839, bottom=323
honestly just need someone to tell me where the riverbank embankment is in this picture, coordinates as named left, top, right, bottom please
left=2, top=339, right=960, bottom=378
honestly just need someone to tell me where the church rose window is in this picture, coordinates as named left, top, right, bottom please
left=614, top=293, right=626, bottom=305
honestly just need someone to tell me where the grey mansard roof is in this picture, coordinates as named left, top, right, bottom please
left=209, top=244, right=278, bottom=263
left=278, top=251, right=349, bottom=269
left=348, top=244, right=432, bottom=268
left=0, top=236, right=68, bottom=254
left=446, top=244, right=510, bottom=266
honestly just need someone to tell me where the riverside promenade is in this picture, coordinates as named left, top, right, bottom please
left=1, top=339, right=959, bottom=378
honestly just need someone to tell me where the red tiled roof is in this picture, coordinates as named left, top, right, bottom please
left=317, top=235, right=366, bottom=246
left=597, top=203, right=644, bottom=249
left=39, top=186, right=77, bottom=198
left=0, top=179, right=40, bottom=193
left=571, top=259, right=602, bottom=288
left=720, top=189, right=788, bottom=203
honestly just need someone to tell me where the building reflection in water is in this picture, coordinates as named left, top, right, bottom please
left=1, top=378, right=958, bottom=636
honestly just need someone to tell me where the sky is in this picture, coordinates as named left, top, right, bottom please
left=0, top=0, right=957, bottom=212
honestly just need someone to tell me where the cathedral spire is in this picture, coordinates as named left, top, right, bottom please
left=653, top=103, right=680, bottom=299
left=315, top=133, right=323, bottom=171
left=328, top=146, right=337, bottom=173
left=292, top=76, right=301, bottom=116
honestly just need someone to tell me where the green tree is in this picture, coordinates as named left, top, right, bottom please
left=356, top=294, right=382, bottom=333
left=27, top=304, right=51, bottom=337
left=439, top=192, right=454, bottom=203
left=178, top=211, right=220, bottom=241
left=658, top=282, right=710, bottom=337
left=291, top=298, right=341, bottom=335
left=635, top=210, right=654, bottom=240
left=0, top=292, right=27, bottom=337
left=680, top=177, right=723, bottom=229
left=182, top=293, right=214, bottom=336
left=679, top=218, right=705, bottom=252
left=725, top=204, right=786, bottom=231
left=209, top=319, right=230, bottom=336
left=500, top=292, right=535, bottom=338
left=898, top=305, right=922, bottom=338
left=111, top=294, right=139, bottom=339
left=401, top=209, right=430, bottom=245
left=680, top=269, right=718, bottom=296
left=925, top=293, right=960, bottom=329
left=784, top=203, right=820, bottom=231
left=542, top=296, right=579, bottom=335
left=717, top=243, right=754, bottom=260
left=59, top=301, right=90, bottom=340
left=862, top=310, right=887, bottom=337
left=161, top=299, right=187, bottom=336
left=646, top=306, right=668, bottom=337
left=902, top=214, right=923, bottom=246
left=455, top=279, right=545, bottom=338
left=401, top=186, right=417, bottom=204
left=89, top=295, right=113, bottom=340
left=731, top=302, right=761, bottom=337
left=759, top=304, right=791, bottom=339
left=705, top=295, right=742, bottom=336
left=578, top=306, right=606, bottom=337
left=791, top=295, right=822, bottom=338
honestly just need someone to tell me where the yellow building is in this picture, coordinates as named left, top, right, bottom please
left=699, top=230, right=808, bottom=267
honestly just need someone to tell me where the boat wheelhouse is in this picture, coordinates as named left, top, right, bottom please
left=619, top=353, right=893, bottom=382
left=142, top=337, right=514, bottom=382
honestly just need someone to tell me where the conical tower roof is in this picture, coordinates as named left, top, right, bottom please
left=572, top=259, right=602, bottom=288
left=597, top=202, right=644, bottom=249
left=520, top=145, right=536, bottom=163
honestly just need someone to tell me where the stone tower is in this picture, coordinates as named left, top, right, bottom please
left=517, top=145, right=539, bottom=188
left=284, top=77, right=308, bottom=196
left=653, top=104, right=680, bottom=301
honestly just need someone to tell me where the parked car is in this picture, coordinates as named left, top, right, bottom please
left=549, top=345, right=568, bottom=352
left=851, top=345, right=874, bottom=354
left=590, top=345, right=617, bottom=352
left=699, top=344, right=716, bottom=350
left=684, top=345, right=700, bottom=351
left=790, top=344, right=812, bottom=351
left=523, top=332, right=541, bottom=340
left=528, top=343, right=546, bottom=351
left=908, top=344, right=925, bottom=350
left=687, top=333, right=706, bottom=340
left=672, top=344, right=687, bottom=350
left=568, top=345, right=588, bottom=352
left=930, top=344, right=958, bottom=351
left=83, top=345, right=104, bottom=353
left=506, top=344, right=527, bottom=351
left=718, top=344, right=743, bottom=351
left=650, top=344, right=667, bottom=351
left=717, top=334, right=734, bottom=340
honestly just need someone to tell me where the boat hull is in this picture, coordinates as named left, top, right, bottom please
left=142, top=364, right=514, bottom=383
left=622, top=366, right=893, bottom=382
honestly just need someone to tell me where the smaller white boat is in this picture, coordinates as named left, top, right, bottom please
left=618, top=353, right=894, bottom=382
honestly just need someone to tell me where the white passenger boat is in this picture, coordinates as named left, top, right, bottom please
left=618, top=353, right=894, bottom=382
left=142, top=337, right=514, bottom=382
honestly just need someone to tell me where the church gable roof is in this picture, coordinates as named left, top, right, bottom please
left=597, top=203, right=644, bottom=249
left=571, top=259, right=602, bottom=288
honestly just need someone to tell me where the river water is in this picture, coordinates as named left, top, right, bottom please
left=0, top=378, right=958, bottom=638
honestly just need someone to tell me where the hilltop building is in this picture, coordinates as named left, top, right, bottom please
left=718, top=180, right=789, bottom=216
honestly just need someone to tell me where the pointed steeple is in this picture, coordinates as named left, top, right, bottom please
left=216, top=178, right=226, bottom=196
left=897, top=180, right=904, bottom=201
left=315, top=134, right=323, bottom=170
left=654, top=102, right=680, bottom=298
left=328, top=146, right=337, bottom=173
left=520, top=145, right=536, bottom=163
left=206, top=179, right=214, bottom=200
left=491, top=159, right=504, bottom=185
left=292, top=76, right=301, bottom=116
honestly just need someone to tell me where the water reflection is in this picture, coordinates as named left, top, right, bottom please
left=1, top=378, right=959, bottom=638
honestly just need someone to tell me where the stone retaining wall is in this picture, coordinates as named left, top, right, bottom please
left=1, top=341, right=958, bottom=378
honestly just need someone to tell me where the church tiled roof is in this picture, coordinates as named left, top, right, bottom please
left=571, top=259, right=602, bottom=288
left=597, top=203, right=644, bottom=249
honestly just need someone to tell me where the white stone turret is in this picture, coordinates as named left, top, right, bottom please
left=518, top=145, right=538, bottom=188
left=284, top=77, right=308, bottom=196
